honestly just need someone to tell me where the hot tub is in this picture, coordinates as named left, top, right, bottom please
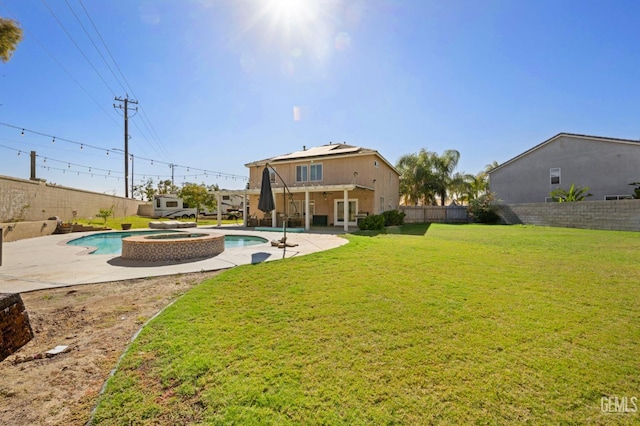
left=121, top=232, right=224, bottom=261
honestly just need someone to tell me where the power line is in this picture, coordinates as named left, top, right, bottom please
left=64, top=0, right=127, bottom=94
left=0, top=122, right=249, bottom=182
left=77, top=0, right=171, bottom=159
left=41, top=0, right=117, bottom=95
left=0, top=1, right=121, bottom=128
left=0, top=143, right=123, bottom=179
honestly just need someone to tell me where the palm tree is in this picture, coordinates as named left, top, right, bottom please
left=549, top=184, right=592, bottom=202
left=396, top=149, right=438, bottom=205
left=449, top=172, right=473, bottom=203
left=432, top=149, right=460, bottom=206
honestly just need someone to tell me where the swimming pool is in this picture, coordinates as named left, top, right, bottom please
left=67, top=231, right=268, bottom=255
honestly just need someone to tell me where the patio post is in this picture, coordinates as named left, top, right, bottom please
left=344, top=189, right=349, bottom=232
left=305, top=190, right=310, bottom=231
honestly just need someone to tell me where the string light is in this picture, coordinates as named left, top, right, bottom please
left=2, top=122, right=250, bottom=183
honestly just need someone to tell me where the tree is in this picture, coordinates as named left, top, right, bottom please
left=549, top=184, right=592, bottom=202
left=396, top=149, right=438, bottom=206
left=157, top=179, right=178, bottom=195
left=397, top=149, right=462, bottom=206
left=96, top=205, right=114, bottom=224
left=0, top=18, right=23, bottom=63
left=629, top=181, right=640, bottom=199
left=431, top=149, right=460, bottom=206
left=468, top=192, right=500, bottom=223
left=178, top=183, right=216, bottom=222
left=133, top=178, right=157, bottom=201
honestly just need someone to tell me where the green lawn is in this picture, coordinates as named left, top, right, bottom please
left=75, top=215, right=242, bottom=229
left=91, top=224, right=640, bottom=425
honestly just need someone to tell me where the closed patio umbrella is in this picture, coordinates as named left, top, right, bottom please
left=258, top=166, right=275, bottom=214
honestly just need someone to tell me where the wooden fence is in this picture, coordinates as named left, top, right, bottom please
left=399, top=206, right=469, bottom=224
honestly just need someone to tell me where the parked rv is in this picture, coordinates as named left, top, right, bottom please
left=153, top=193, right=245, bottom=219
left=153, top=194, right=197, bottom=219
left=201, top=194, right=245, bottom=218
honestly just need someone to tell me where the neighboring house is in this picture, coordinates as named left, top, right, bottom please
left=488, top=133, right=640, bottom=204
left=237, top=143, right=400, bottom=231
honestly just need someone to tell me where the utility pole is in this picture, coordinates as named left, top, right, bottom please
left=114, top=95, right=138, bottom=198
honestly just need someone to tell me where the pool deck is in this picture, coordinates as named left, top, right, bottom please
left=0, top=226, right=349, bottom=294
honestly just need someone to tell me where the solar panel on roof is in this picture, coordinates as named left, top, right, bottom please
left=272, top=145, right=361, bottom=160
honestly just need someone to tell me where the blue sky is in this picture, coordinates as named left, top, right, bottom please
left=1, top=0, right=640, bottom=197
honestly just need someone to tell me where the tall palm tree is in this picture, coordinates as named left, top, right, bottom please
left=396, top=149, right=438, bottom=205
left=449, top=172, right=473, bottom=203
left=432, top=149, right=460, bottom=206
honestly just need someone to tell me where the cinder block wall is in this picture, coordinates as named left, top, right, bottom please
left=0, top=293, right=34, bottom=362
left=0, top=175, right=145, bottom=223
left=497, top=200, right=640, bottom=231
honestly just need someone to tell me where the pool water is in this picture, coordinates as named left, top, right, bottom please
left=67, top=231, right=267, bottom=255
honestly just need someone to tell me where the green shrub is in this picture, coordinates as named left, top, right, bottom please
left=358, top=214, right=385, bottom=231
left=468, top=193, right=500, bottom=224
left=96, top=206, right=114, bottom=224
left=382, top=209, right=406, bottom=226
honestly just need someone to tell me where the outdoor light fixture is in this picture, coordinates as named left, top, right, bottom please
left=322, top=191, right=327, bottom=200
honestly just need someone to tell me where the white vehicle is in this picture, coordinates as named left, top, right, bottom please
left=202, top=194, right=245, bottom=218
left=153, top=194, right=197, bottom=219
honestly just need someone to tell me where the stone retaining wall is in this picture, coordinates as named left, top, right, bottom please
left=0, top=174, right=145, bottom=223
left=496, top=200, right=640, bottom=231
left=0, top=293, right=34, bottom=362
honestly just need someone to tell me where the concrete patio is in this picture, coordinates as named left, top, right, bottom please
left=0, top=227, right=348, bottom=293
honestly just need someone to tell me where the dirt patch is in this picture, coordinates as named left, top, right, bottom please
left=0, top=271, right=221, bottom=425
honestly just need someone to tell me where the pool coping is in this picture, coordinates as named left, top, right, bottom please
left=0, top=227, right=348, bottom=293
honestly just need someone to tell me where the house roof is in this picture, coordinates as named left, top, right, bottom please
left=488, top=132, right=640, bottom=174
left=245, top=142, right=400, bottom=175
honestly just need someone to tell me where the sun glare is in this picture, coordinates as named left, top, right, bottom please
left=267, top=0, right=319, bottom=24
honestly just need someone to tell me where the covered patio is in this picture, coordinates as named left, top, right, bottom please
left=213, top=184, right=374, bottom=232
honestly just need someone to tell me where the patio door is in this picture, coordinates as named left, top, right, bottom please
left=335, top=199, right=357, bottom=226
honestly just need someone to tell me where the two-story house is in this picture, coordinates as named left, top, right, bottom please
left=237, top=143, right=400, bottom=231
left=489, top=133, right=640, bottom=204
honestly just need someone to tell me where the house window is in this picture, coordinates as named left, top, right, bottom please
left=296, top=165, right=308, bottom=182
left=222, top=195, right=230, bottom=201
left=310, top=163, right=323, bottom=181
left=550, top=168, right=561, bottom=185
left=269, top=167, right=276, bottom=183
